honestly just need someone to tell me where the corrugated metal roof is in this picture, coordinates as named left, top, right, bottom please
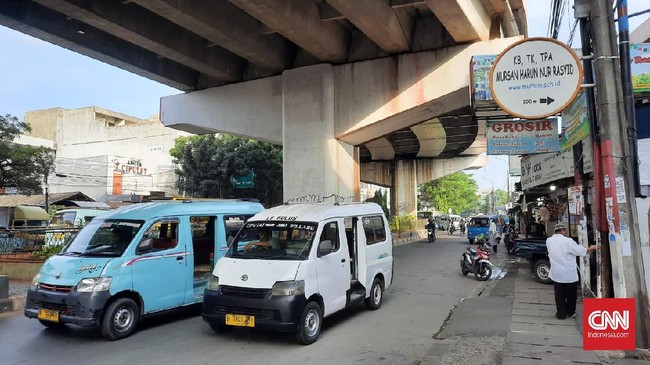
left=0, top=192, right=95, bottom=207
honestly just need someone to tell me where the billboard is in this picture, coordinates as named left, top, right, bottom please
left=631, top=43, right=650, bottom=93
left=560, top=92, right=590, bottom=151
left=486, top=119, right=560, bottom=155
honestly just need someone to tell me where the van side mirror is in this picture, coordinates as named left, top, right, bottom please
left=318, top=240, right=333, bottom=256
left=136, top=238, right=153, bottom=255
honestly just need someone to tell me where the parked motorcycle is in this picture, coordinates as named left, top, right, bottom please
left=460, top=242, right=493, bottom=281
left=427, top=227, right=436, bottom=242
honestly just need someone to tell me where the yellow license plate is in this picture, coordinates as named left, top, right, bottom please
left=225, top=314, right=255, bottom=327
left=38, top=308, right=60, bottom=322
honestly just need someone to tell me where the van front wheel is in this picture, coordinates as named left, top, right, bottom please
left=101, top=297, right=140, bottom=340
left=296, top=302, right=322, bottom=345
left=365, top=278, right=383, bottom=310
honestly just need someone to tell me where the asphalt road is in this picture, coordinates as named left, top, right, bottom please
left=0, top=233, right=510, bottom=365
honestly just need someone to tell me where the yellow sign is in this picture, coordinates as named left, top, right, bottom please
left=225, top=314, right=255, bottom=327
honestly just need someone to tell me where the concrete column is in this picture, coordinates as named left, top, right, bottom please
left=282, top=64, right=359, bottom=203
left=391, top=159, right=417, bottom=216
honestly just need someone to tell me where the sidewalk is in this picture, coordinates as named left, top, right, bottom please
left=505, top=262, right=648, bottom=364
left=0, top=279, right=28, bottom=313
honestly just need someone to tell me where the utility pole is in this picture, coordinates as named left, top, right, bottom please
left=589, top=0, right=650, bottom=348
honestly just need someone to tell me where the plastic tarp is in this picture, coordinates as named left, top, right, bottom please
left=13, top=205, right=49, bottom=220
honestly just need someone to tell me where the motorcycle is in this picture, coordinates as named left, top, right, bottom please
left=448, top=225, right=456, bottom=235
left=460, top=241, right=493, bottom=281
left=427, top=226, right=436, bottom=242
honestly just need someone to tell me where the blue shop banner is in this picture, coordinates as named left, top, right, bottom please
left=486, top=119, right=561, bottom=155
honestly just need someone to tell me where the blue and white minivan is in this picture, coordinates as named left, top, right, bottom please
left=202, top=202, right=394, bottom=345
left=25, top=200, right=264, bottom=340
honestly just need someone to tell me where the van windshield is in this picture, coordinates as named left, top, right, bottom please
left=470, top=217, right=490, bottom=227
left=226, top=221, right=318, bottom=260
left=62, top=219, right=144, bottom=257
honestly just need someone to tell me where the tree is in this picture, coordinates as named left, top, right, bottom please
left=170, top=134, right=283, bottom=207
left=0, top=114, right=55, bottom=195
left=419, top=172, right=480, bottom=215
left=494, top=189, right=509, bottom=207
left=366, top=189, right=389, bottom=218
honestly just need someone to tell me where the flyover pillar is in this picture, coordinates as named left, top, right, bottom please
left=282, top=64, right=359, bottom=203
left=391, top=159, right=417, bottom=217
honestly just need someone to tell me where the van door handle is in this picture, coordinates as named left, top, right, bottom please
left=341, top=259, right=346, bottom=263
left=176, top=256, right=184, bottom=261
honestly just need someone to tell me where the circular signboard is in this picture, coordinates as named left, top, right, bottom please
left=489, top=37, right=583, bottom=119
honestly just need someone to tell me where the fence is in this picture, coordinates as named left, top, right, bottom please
left=0, top=227, right=80, bottom=254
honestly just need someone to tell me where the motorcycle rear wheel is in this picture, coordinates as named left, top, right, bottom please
left=474, top=263, right=492, bottom=281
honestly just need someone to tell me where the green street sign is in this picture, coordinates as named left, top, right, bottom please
left=231, top=171, right=254, bottom=188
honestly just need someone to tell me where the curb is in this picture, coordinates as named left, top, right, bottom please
left=0, top=295, right=25, bottom=313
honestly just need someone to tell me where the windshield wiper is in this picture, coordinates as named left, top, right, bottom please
left=60, top=251, right=83, bottom=257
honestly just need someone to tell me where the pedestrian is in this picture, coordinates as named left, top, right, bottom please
left=547, top=223, right=597, bottom=320
left=489, top=218, right=500, bottom=253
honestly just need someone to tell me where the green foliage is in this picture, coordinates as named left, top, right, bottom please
left=389, top=214, right=416, bottom=237
left=419, top=172, right=480, bottom=215
left=0, top=114, right=55, bottom=194
left=494, top=189, right=509, bottom=206
left=34, top=244, right=65, bottom=260
left=170, top=134, right=283, bottom=207
left=366, top=190, right=389, bottom=218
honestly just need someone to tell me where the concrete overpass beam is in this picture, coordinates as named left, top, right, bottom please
left=131, top=0, right=288, bottom=71
left=229, top=0, right=349, bottom=63
left=326, top=0, right=411, bottom=53
left=425, top=0, right=491, bottom=42
left=282, top=64, right=359, bottom=203
left=33, top=0, right=244, bottom=82
left=160, top=76, right=283, bottom=143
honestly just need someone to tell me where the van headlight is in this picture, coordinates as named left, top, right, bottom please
left=76, top=277, right=112, bottom=292
left=31, top=273, right=41, bottom=287
left=271, top=280, right=305, bottom=296
left=206, top=275, right=220, bottom=292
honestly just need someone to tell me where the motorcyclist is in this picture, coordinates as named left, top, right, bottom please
left=459, top=219, right=466, bottom=235
left=426, top=218, right=437, bottom=242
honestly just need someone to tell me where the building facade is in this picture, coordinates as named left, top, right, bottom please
left=24, top=107, right=190, bottom=202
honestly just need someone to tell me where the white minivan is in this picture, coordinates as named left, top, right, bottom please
left=201, top=202, right=394, bottom=344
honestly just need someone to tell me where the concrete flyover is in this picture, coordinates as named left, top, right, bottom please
left=0, top=0, right=528, bottom=215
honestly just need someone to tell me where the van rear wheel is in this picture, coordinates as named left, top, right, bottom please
left=296, top=301, right=322, bottom=345
left=364, top=278, right=383, bottom=310
left=101, top=297, right=140, bottom=340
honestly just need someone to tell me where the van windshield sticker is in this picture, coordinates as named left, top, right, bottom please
left=266, top=216, right=298, bottom=221
left=246, top=221, right=316, bottom=231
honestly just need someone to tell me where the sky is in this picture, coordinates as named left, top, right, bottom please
left=0, top=1, right=648, bottom=191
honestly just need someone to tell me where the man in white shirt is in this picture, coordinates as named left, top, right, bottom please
left=489, top=219, right=500, bottom=253
left=547, top=223, right=597, bottom=319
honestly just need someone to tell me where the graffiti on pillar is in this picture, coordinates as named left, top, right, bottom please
left=397, top=202, right=412, bottom=214
left=286, top=194, right=354, bottom=204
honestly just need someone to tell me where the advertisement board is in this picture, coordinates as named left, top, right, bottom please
left=560, top=92, right=590, bottom=151
left=520, top=151, right=573, bottom=189
left=486, top=119, right=560, bottom=155
left=631, top=43, right=650, bottom=93
left=471, top=55, right=497, bottom=104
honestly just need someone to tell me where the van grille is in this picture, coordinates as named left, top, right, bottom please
left=211, top=306, right=277, bottom=321
left=220, top=286, right=270, bottom=299
left=35, top=300, right=76, bottom=315
left=39, top=283, right=74, bottom=293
